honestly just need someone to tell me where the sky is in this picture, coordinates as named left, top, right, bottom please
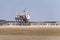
left=0, top=0, right=60, bottom=21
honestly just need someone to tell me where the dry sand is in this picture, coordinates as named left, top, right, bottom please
left=0, top=25, right=60, bottom=35
left=0, top=25, right=60, bottom=40
left=0, top=35, right=60, bottom=40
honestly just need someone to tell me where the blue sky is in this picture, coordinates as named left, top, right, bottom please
left=0, top=0, right=60, bottom=21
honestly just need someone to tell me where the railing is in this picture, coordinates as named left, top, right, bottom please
left=0, top=21, right=60, bottom=26
left=30, top=22, right=60, bottom=26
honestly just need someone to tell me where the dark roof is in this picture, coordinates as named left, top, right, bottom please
left=43, top=21, right=57, bottom=23
left=0, top=20, right=6, bottom=22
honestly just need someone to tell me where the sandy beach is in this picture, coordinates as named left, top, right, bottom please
left=0, top=25, right=60, bottom=35
left=0, top=25, right=60, bottom=40
left=0, top=35, right=60, bottom=40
